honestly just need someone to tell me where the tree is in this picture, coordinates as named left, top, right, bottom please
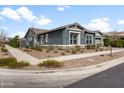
left=103, top=37, right=112, bottom=47
left=0, top=30, right=7, bottom=47
left=9, top=36, right=19, bottom=48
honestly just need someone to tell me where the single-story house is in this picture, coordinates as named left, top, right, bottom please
left=23, top=23, right=104, bottom=48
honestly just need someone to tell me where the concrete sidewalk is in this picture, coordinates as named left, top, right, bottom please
left=5, top=45, right=40, bottom=65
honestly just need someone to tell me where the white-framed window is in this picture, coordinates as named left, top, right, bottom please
left=45, top=34, right=48, bottom=42
left=85, top=34, right=93, bottom=44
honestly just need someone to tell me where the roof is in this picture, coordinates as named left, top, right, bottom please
left=24, top=23, right=103, bottom=38
left=24, top=28, right=50, bottom=38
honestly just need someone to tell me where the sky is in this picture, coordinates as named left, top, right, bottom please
left=0, top=5, right=124, bottom=37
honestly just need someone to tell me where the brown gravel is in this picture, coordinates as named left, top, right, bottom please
left=20, top=48, right=100, bottom=59
left=20, top=51, right=124, bottom=70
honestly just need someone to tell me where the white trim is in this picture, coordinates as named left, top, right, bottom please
left=45, top=34, right=48, bottom=42
left=69, top=31, right=81, bottom=45
left=40, top=35, right=44, bottom=44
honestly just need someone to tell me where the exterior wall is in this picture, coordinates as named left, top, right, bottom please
left=95, top=32, right=104, bottom=45
left=38, top=29, right=63, bottom=45
left=84, top=33, right=95, bottom=45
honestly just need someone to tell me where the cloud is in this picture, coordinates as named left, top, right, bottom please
left=0, top=7, right=21, bottom=20
left=84, top=18, right=112, bottom=32
left=117, top=20, right=124, bottom=25
left=10, top=31, right=25, bottom=38
left=57, top=5, right=70, bottom=11
left=0, top=16, right=3, bottom=19
left=37, top=16, right=52, bottom=25
left=16, top=7, right=37, bottom=22
left=1, top=26, right=8, bottom=30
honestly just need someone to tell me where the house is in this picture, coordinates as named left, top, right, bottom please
left=24, top=23, right=104, bottom=48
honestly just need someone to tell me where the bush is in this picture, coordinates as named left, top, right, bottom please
left=53, top=50, right=58, bottom=53
left=8, top=61, right=30, bottom=68
left=0, top=57, right=17, bottom=66
left=65, top=47, right=71, bottom=53
left=71, top=49, right=76, bottom=54
left=1, top=47, right=8, bottom=52
left=31, top=45, right=42, bottom=52
left=46, top=45, right=54, bottom=51
left=0, top=57, right=30, bottom=68
left=74, top=45, right=81, bottom=51
left=9, top=36, right=19, bottom=48
left=85, top=45, right=95, bottom=49
left=38, top=59, right=63, bottom=68
left=61, top=52, right=66, bottom=55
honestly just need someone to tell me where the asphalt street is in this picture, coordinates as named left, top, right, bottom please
left=66, top=63, right=124, bottom=88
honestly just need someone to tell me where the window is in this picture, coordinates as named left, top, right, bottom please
left=86, top=34, right=93, bottom=44
left=45, top=34, right=48, bottom=42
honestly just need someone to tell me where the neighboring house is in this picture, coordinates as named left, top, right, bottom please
left=23, top=23, right=104, bottom=48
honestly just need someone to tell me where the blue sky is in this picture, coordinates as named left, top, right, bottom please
left=0, top=5, right=124, bottom=37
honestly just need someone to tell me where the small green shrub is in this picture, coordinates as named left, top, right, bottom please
left=53, top=50, right=58, bottom=53
left=0, top=57, right=17, bottom=66
left=65, top=47, right=71, bottom=53
left=85, top=45, right=95, bottom=49
left=74, top=45, right=81, bottom=51
left=38, top=59, right=63, bottom=68
left=31, top=45, right=42, bottom=52
left=1, top=47, right=8, bottom=52
left=61, top=52, right=66, bottom=55
left=0, top=57, right=30, bottom=68
left=46, top=49, right=50, bottom=53
left=71, top=49, right=76, bottom=54
left=46, top=45, right=54, bottom=51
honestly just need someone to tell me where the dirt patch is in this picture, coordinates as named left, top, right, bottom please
left=18, top=51, right=124, bottom=70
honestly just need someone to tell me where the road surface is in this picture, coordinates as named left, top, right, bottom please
left=66, top=62, right=124, bottom=88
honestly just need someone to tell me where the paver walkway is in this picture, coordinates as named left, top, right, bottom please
left=5, top=45, right=124, bottom=65
left=5, top=45, right=40, bottom=65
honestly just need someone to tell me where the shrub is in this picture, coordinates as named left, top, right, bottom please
left=8, top=61, right=30, bottom=68
left=46, top=49, right=50, bottom=53
left=65, top=47, right=71, bottom=53
left=1, top=47, right=8, bottom=52
left=0, top=57, right=17, bottom=66
left=53, top=50, right=58, bottom=53
left=38, top=59, right=63, bottom=68
left=31, top=45, right=42, bottom=52
left=0, top=57, right=30, bottom=68
left=61, top=52, right=66, bottom=55
left=71, top=49, right=76, bottom=54
left=46, top=45, right=54, bottom=51
left=74, top=45, right=81, bottom=51
left=9, top=36, right=19, bottom=48
left=85, top=45, right=95, bottom=49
